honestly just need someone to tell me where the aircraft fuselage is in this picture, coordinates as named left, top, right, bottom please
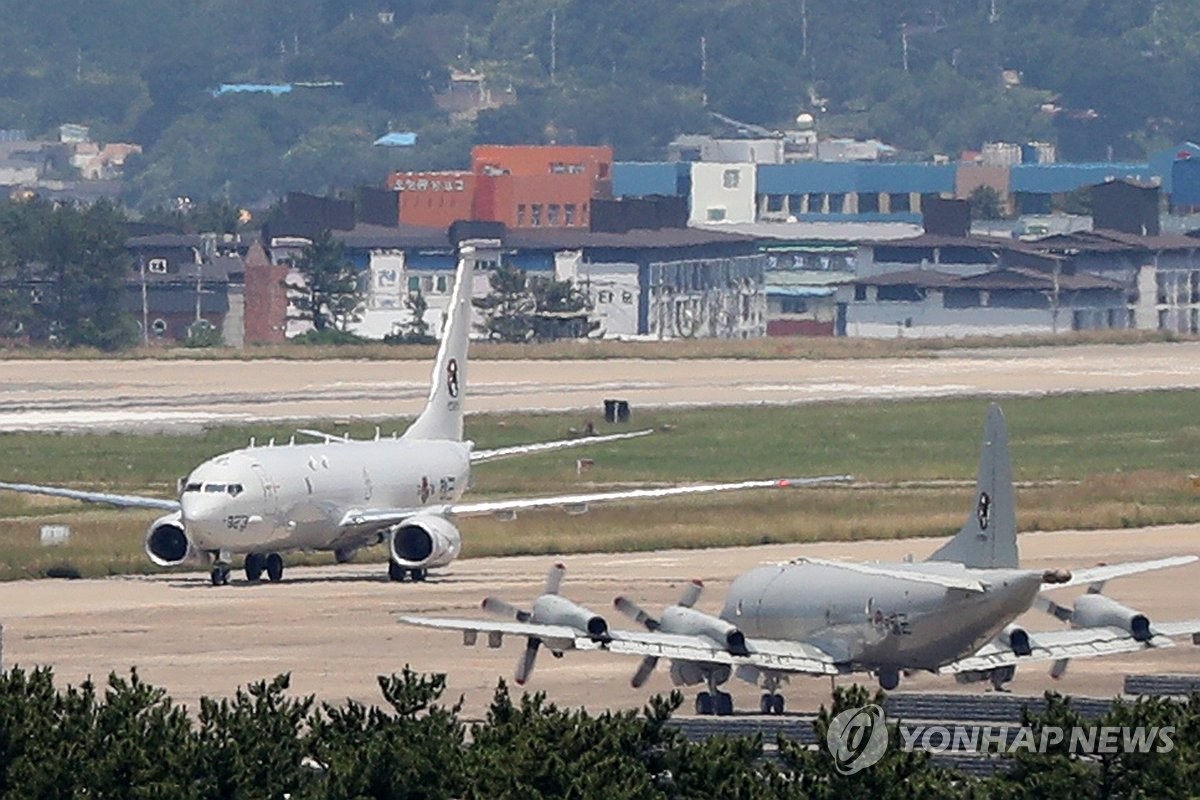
left=179, top=438, right=471, bottom=554
left=721, top=561, right=1043, bottom=672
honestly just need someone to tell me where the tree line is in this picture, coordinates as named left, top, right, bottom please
left=0, top=665, right=1196, bottom=799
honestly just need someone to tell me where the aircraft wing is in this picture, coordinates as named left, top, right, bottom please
left=446, top=475, right=851, bottom=518
left=343, top=475, right=850, bottom=529
left=470, top=429, right=655, bottom=463
left=397, top=616, right=586, bottom=647
left=940, top=622, right=1200, bottom=675
left=0, top=481, right=180, bottom=511
left=789, top=557, right=987, bottom=593
left=1047, top=556, right=1199, bottom=589
left=397, top=616, right=843, bottom=676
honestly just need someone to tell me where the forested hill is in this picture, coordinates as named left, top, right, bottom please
left=1, top=0, right=1195, bottom=209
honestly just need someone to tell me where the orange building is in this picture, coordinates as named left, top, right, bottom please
left=387, top=145, right=614, bottom=230
left=389, top=170, right=476, bottom=228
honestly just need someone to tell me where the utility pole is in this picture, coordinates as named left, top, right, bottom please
left=139, top=255, right=149, bottom=345
left=700, top=36, right=708, bottom=107
left=549, top=10, right=557, bottom=82
left=901, top=23, right=910, bottom=72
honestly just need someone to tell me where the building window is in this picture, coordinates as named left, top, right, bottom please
left=723, top=169, right=740, bottom=189
left=766, top=195, right=784, bottom=213
left=151, top=318, right=167, bottom=337
left=436, top=275, right=448, bottom=293
left=854, top=285, right=868, bottom=301
left=421, top=275, right=434, bottom=293
left=548, top=204, right=560, bottom=225
left=531, top=204, right=542, bottom=226
left=564, top=203, right=576, bottom=225
left=517, top=204, right=525, bottom=226
left=889, top=193, right=911, bottom=212
left=408, top=276, right=420, bottom=291
left=706, top=207, right=726, bottom=221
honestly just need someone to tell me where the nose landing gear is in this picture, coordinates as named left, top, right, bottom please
left=388, top=562, right=428, bottom=582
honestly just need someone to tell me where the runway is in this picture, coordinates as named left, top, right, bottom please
left=0, top=524, right=1196, bottom=716
left=2, top=341, right=1200, bottom=431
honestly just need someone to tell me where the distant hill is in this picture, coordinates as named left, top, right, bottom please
left=0, top=0, right=1195, bottom=209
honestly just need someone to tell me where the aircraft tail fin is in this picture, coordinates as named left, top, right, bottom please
left=927, top=403, right=1019, bottom=569
left=403, top=250, right=474, bottom=441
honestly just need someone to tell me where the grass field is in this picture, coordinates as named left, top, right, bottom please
left=0, top=328, right=1190, bottom=362
left=0, top=391, right=1198, bottom=580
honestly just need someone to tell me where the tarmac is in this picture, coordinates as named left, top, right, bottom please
left=1, top=341, right=1198, bottom=716
left=0, top=524, right=1196, bottom=717
left=3, top=341, right=1200, bottom=431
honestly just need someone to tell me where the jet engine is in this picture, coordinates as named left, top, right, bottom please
left=389, top=515, right=462, bottom=568
left=999, top=624, right=1033, bottom=656
left=144, top=512, right=206, bottom=567
left=1071, top=594, right=1152, bottom=641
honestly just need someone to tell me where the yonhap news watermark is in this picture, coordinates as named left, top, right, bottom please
left=827, top=704, right=1174, bottom=774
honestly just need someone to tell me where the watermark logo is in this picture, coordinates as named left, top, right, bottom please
left=825, top=703, right=1175, bottom=771
left=827, top=703, right=888, bottom=774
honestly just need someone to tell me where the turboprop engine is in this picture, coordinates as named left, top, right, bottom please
left=389, top=515, right=462, bottom=568
left=144, top=512, right=206, bottom=567
left=1071, top=594, right=1153, bottom=641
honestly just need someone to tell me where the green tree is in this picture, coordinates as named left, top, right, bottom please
left=970, top=185, right=1006, bottom=220
left=288, top=229, right=362, bottom=332
left=473, top=264, right=534, bottom=343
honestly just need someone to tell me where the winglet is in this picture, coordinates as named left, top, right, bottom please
left=403, top=250, right=474, bottom=441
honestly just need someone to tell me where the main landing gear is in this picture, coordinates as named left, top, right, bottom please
left=758, top=673, right=786, bottom=715
left=694, top=672, right=734, bottom=716
left=388, top=562, right=428, bottom=582
left=212, top=553, right=286, bottom=586
left=877, top=669, right=901, bottom=691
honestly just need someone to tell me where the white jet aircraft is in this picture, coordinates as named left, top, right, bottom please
left=400, top=405, right=1200, bottom=714
left=1, top=246, right=844, bottom=586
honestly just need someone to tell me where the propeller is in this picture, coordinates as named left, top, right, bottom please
left=614, top=580, right=706, bottom=688
left=479, top=563, right=590, bottom=686
left=516, top=638, right=541, bottom=685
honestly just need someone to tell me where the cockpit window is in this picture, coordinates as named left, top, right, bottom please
left=228, top=484, right=243, bottom=496
left=183, top=483, right=203, bottom=493
left=204, top=484, right=226, bottom=493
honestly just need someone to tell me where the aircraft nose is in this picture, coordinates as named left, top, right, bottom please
left=181, top=493, right=224, bottom=525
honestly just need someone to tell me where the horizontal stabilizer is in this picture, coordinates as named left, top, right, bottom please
left=1047, top=556, right=1198, bottom=589
left=471, top=429, right=654, bottom=463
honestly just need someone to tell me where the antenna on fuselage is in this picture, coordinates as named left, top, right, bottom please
left=268, top=438, right=275, bottom=447
left=289, top=435, right=295, bottom=446
left=249, top=437, right=256, bottom=448
left=374, top=426, right=381, bottom=441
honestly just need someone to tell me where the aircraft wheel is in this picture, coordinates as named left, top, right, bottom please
left=410, top=568, right=427, bottom=582
left=715, top=692, right=734, bottom=716
left=878, top=669, right=900, bottom=691
left=210, top=565, right=230, bottom=586
left=695, top=692, right=714, bottom=716
left=388, top=561, right=406, bottom=582
left=265, top=553, right=284, bottom=582
left=772, top=694, right=785, bottom=715
left=244, top=554, right=264, bottom=582
left=760, top=694, right=773, bottom=714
